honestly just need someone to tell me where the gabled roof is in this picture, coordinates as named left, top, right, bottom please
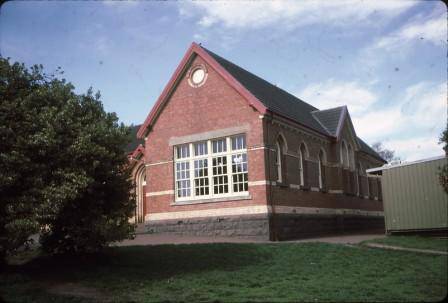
left=202, top=47, right=328, bottom=135
left=137, top=42, right=267, bottom=138
left=137, top=42, right=385, bottom=163
left=311, top=106, right=384, bottom=162
left=311, top=106, right=345, bottom=137
left=358, top=138, right=387, bottom=163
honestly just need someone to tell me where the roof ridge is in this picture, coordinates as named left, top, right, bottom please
left=310, top=111, right=333, bottom=136
left=335, top=106, right=348, bottom=140
left=311, top=105, right=346, bottom=113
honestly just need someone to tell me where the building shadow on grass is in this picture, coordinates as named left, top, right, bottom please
left=5, top=243, right=273, bottom=284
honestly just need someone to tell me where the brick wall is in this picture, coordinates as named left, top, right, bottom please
left=263, top=114, right=384, bottom=212
left=140, top=52, right=384, bottom=232
left=143, top=56, right=268, bottom=216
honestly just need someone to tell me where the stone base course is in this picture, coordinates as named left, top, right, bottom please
left=145, top=214, right=270, bottom=240
left=145, top=212, right=384, bottom=241
left=271, top=213, right=385, bottom=240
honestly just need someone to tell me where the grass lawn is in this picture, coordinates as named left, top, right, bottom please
left=364, top=235, right=448, bottom=252
left=1, top=242, right=447, bottom=302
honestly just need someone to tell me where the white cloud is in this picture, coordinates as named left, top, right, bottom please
left=298, top=79, right=446, bottom=161
left=193, top=33, right=205, bottom=41
left=383, top=136, right=444, bottom=161
left=374, top=13, right=447, bottom=50
left=353, top=106, right=405, bottom=140
left=402, top=82, right=446, bottom=130
left=358, top=82, right=446, bottom=160
left=183, top=0, right=416, bottom=29
left=298, top=79, right=377, bottom=115
left=356, top=6, right=447, bottom=75
left=355, top=82, right=446, bottom=136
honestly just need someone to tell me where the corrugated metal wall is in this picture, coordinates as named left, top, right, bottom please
left=381, top=157, right=447, bottom=232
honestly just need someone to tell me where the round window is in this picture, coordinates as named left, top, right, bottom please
left=191, top=68, right=205, bottom=84
left=188, top=65, right=207, bottom=87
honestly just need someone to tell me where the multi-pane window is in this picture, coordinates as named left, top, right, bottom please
left=232, top=135, right=246, bottom=150
left=176, top=161, right=190, bottom=197
left=174, top=135, right=248, bottom=201
left=177, top=144, right=190, bottom=159
left=212, top=138, right=227, bottom=153
left=194, top=141, right=208, bottom=156
left=232, top=153, right=248, bottom=192
left=175, top=144, right=190, bottom=197
left=212, top=156, right=228, bottom=194
left=194, top=159, right=209, bottom=196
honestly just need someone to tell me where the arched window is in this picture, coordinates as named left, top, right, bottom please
left=299, top=143, right=307, bottom=186
left=275, top=136, right=285, bottom=183
left=348, top=144, right=354, bottom=170
left=365, top=164, right=371, bottom=198
left=356, top=162, right=362, bottom=196
left=135, top=165, right=146, bottom=223
left=318, top=149, right=326, bottom=189
left=340, top=141, right=348, bottom=168
left=358, top=162, right=365, bottom=175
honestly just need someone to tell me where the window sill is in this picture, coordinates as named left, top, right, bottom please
left=172, top=194, right=252, bottom=206
left=276, top=182, right=289, bottom=188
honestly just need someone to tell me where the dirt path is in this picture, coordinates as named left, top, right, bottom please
left=365, top=243, right=448, bottom=255
left=114, top=233, right=386, bottom=246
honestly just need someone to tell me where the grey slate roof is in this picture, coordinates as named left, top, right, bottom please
left=125, top=124, right=144, bottom=154
left=357, top=138, right=386, bottom=162
left=311, top=106, right=345, bottom=136
left=202, top=46, right=385, bottom=163
left=202, top=47, right=328, bottom=135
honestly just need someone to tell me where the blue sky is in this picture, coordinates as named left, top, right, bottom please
left=1, top=0, right=446, bottom=161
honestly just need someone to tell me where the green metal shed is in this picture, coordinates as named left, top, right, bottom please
left=367, top=156, right=447, bottom=234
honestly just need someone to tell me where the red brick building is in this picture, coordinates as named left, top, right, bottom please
left=127, top=42, right=386, bottom=240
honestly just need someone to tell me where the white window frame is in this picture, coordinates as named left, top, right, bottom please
left=340, top=140, right=349, bottom=168
left=348, top=144, right=354, bottom=170
left=318, top=149, right=325, bottom=189
left=299, top=144, right=307, bottom=186
left=356, top=162, right=362, bottom=196
left=174, top=134, right=248, bottom=202
left=275, top=141, right=283, bottom=183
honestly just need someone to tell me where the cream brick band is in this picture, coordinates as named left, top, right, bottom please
left=145, top=205, right=383, bottom=221
left=146, top=190, right=175, bottom=197
left=145, top=205, right=269, bottom=221
left=146, top=160, right=173, bottom=167
left=248, top=146, right=270, bottom=151
left=248, top=180, right=274, bottom=186
left=328, top=190, right=343, bottom=194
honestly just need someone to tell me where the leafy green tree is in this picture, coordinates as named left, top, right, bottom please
left=0, top=58, right=135, bottom=262
left=439, top=125, right=448, bottom=194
